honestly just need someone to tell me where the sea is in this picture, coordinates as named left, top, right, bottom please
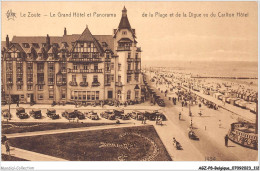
left=142, top=60, right=258, bottom=78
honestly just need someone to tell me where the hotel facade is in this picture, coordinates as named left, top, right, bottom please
left=1, top=7, right=143, bottom=104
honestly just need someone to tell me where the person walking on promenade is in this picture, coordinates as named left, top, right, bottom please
left=179, top=112, right=181, bottom=120
left=225, top=134, right=229, bottom=147
left=16, top=100, right=19, bottom=107
left=4, top=139, right=10, bottom=155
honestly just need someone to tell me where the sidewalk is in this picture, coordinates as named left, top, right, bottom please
left=1, top=145, right=67, bottom=161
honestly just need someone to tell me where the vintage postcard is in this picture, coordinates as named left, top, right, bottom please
left=0, top=1, right=259, bottom=170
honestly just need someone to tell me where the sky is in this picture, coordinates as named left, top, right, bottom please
left=1, top=1, right=258, bottom=62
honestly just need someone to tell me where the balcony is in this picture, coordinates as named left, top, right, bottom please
left=79, top=82, right=88, bottom=87
left=57, top=81, right=66, bottom=86
left=37, top=69, right=44, bottom=73
left=116, top=82, right=123, bottom=87
left=69, top=81, right=78, bottom=86
left=127, top=70, right=134, bottom=74
left=27, top=81, right=33, bottom=85
left=127, top=58, right=134, bottom=62
left=117, top=46, right=130, bottom=51
left=135, top=58, right=141, bottom=62
left=16, top=80, right=23, bottom=85
left=60, top=69, right=67, bottom=73
left=135, top=69, right=141, bottom=73
left=105, top=58, right=111, bottom=62
left=6, top=81, right=13, bottom=86
left=80, top=69, right=103, bottom=73
left=91, top=82, right=100, bottom=87
left=37, top=81, right=45, bottom=85
left=68, top=69, right=103, bottom=73
left=68, top=58, right=102, bottom=63
left=48, top=82, right=54, bottom=85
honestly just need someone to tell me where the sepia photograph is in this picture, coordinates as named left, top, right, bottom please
left=0, top=1, right=259, bottom=170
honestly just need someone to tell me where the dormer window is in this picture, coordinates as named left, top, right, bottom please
left=122, top=31, right=127, bottom=35
left=23, top=43, right=29, bottom=48
left=32, top=43, right=39, bottom=48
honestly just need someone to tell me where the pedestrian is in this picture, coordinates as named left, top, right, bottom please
left=4, top=139, right=10, bottom=155
left=179, top=112, right=181, bottom=120
left=16, top=100, right=19, bottom=107
left=144, top=117, right=146, bottom=124
left=225, top=134, right=229, bottom=147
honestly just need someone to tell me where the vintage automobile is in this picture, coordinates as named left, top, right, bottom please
left=85, top=111, right=99, bottom=120
left=62, top=109, right=77, bottom=120
left=156, top=98, right=165, bottom=107
left=113, top=109, right=124, bottom=119
left=29, top=109, right=42, bottom=119
left=16, top=107, right=29, bottom=119
left=188, top=130, right=199, bottom=140
left=100, top=110, right=115, bottom=120
left=2, top=109, right=11, bottom=119
left=143, top=111, right=157, bottom=121
left=46, top=109, right=59, bottom=119
left=130, top=110, right=144, bottom=120
left=74, top=110, right=85, bottom=120
left=120, top=113, right=130, bottom=120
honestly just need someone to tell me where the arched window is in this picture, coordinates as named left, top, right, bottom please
left=118, top=90, right=122, bottom=100
left=127, top=90, right=131, bottom=100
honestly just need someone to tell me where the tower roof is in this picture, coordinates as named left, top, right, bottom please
left=118, top=6, right=132, bottom=30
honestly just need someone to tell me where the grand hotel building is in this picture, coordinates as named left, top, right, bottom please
left=1, top=7, right=142, bottom=104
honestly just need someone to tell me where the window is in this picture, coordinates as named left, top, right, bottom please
left=83, top=91, right=86, bottom=100
left=7, top=61, right=13, bottom=71
left=82, top=75, right=87, bottom=82
left=83, top=64, right=88, bottom=70
left=96, top=91, right=99, bottom=100
left=106, top=53, right=110, bottom=58
left=118, top=64, right=121, bottom=71
left=87, top=91, right=91, bottom=100
left=135, top=53, right=138, bottom=59
left=17, top=85, right=22, bottom=91
left=127, top=75, right=132, bottom=83
left=111, top=63, right=114, bottom=70
left=105, top=63, right=110, bottom=71
left=49, top=90, right=54, bottom=99
left=27, top=62, right=33, bottom=72
left=135, top=74, right=139, bottom=81
left=60, top=62, right=66, bottom=70
left=128, top=63, right=131, bottom=70
left=118, top=75, right=121, bottom=83
left=108, top=91, right=113, bottom=99
left=111, top=74, right=114, bottom=82
left=78, top=91, right=82, bottom=100
left=38, top=85, right=43, bottom=91
left=135, top=62, right=139, bottom=70
left=74, top=91, right=78, bottom=100
left=92, top=92, right=95, bottom=100
left=37, top=63, right=44, bottom=72
left=122, top=31, right=127, bottom=35
left=72, top=75, right=76, bottom=82
left=27, top=85, right=32, bottom=91
left=93, top=75, right=98, bottom=83
left=62, top=89, right=66, bottom=99
left=38, top=94, right=44, bottom=100
left=71, top=91, right=74, bottom=99
left=135, top=90, right=139, bottom=99
left=127, top=90, right=131, bottom=100
left=105, top=74, right=111, bottom=85
left=21, top=95, right=24, bottom=99
left=128, top=52, right=131, bottom=58
left=83, top=53, right=89, bottom=58
left=94, top=64, right=98, bottom=70
left=73, top=64, right=78, bottom=70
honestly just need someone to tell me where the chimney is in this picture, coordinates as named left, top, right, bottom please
left=64, top=27, right=67, bottom=36
left=46, top=34, right=50, bottom=45
left=6, top=35, right=9, bottom=48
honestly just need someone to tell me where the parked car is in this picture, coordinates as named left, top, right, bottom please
left=144, top=111, right=157, bottom=121
left=155, top=111, right=167, bottom=121
left=2, top=109, right=11, bottom=119
left=120, top=113, right=130, bottom=120
left=113, top=109, right=124, bottom=119
left=46, top=109, right=59, bottom=119
left=62, top=109, right=77, bottom=120
left=130, top=110, right=144, bottom=120
left=29, top=109, right=42, bottom=119
left=16, top=107, right=29, bottom=119
left=100, top=110, right=115, bottom=120
left=85, top=111, right=99, bottom=120
left=75, top=110, right=85, bottom=120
